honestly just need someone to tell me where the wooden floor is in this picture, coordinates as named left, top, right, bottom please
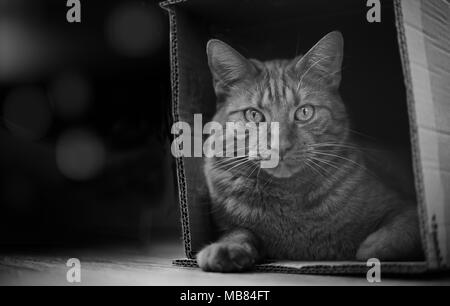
left=1, top=240, right=449, bottom=286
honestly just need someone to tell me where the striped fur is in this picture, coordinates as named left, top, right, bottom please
left=197, top=32, right=422, bottom=272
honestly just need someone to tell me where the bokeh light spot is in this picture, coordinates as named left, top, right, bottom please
left=56, top=129, right=105, bottom=181
left=105, top=3, right=165, bottom=57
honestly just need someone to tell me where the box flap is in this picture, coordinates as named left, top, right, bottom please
left=395, top=0, right=450, bottom=269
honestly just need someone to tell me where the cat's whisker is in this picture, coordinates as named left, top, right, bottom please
left=261, top=176, right=272, bottom=189
left=307, top=142, right=362, bottom=148
left=312, top=150, right=363, bottom=165
left=225, top=159, right=254, bottom=173
left=306, top=158, right=333, bottom=177
left=255, top=166, right=262, bottom=184
left=255, top=166, right=275, bottom=190
left=215, top=160, right=251, bottom=172
left=308, top=155, right=342, bottom=172
left=306, top=146, right=358, bottom=154
left=214, top=146, right=252, bottom=157
left=213, top=158, right=249, bottom=170
left=246, top=163, right=260, bottom=180
left=213, top=154, right=248, bottom=160
left=213, top=155, right=246, bottom=163
left=207, top=164, right=255, bottom=213
left=231, top=161, right=255, bottom=177
left=304, top=159, right=326, bottom=179
left=343, top=128, right=379, bottom=141
left=307, top=142, right=383, bottom=153
left=213, top=156, right=247, bottom=166
left=311, top=150, right=379, bottom=179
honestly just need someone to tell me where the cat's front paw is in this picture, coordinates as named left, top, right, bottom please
left=196, top=242, right=257, bottom=272
left=356, top=228, right=391, bottom=261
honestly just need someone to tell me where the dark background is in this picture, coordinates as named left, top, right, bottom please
left=0, top=0, right=178, bottom=248
left=0, top=0, right=414, bottom=250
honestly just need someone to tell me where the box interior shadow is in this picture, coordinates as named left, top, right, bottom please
left=165, top=0, right=429, bottom=273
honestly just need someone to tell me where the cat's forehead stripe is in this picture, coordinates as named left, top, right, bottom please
left=260, top=88, right=270, bottom=107
left=254, top=88, right=264, bottom=108
left=269, top=76, right=276, bottom=101
left=255, top=61, right=299, bottom=107
left=285, top=86, right=296, bottom=106
left=277, top=74, right=284, bottom=104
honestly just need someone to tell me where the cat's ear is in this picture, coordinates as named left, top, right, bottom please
left=293, top=31, right=344, bottom=88
left=207, top=39, right=257, bottom=92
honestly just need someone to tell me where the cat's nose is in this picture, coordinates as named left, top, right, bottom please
left=279, top=138, right=293, bottom=160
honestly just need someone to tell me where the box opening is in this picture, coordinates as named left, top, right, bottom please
left=163, top=0, right=433, bottom=273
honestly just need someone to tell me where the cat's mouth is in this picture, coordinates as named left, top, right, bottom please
left=262, top=160, right=300, bottom=178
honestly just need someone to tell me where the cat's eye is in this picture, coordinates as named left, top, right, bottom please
left=295, top=105, right=315, bottom=122
left=244, top=109, right=265, bottom=123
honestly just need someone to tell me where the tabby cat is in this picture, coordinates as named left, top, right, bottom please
left=197, top=31, right=423, bottom=272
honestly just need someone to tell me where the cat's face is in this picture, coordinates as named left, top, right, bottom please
left=207, top=31, right=349, bottom=178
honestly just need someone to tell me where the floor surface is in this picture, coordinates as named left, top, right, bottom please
left=1, top=240, right=449, bottom=286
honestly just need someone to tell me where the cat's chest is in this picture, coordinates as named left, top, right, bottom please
left=215, top=198, right=362, bottom=260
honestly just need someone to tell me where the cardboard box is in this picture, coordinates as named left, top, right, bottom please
left=160, top=0, right=450, bottom=274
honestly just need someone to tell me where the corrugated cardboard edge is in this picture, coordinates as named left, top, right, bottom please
left=161, top=0, right=194, bottom=259
left=172, top=259, right=430, bottom=275
left=160, top=0, right=188, bottom=9
left=393, top=0, right=436, bottom=268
